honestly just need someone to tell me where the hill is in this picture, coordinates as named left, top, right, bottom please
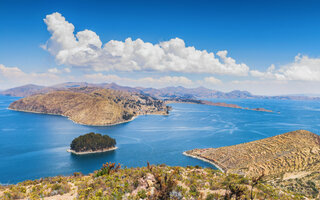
left=185, top=130, right=320, bottom=178
left=9, top=87, right=169, bottom=126
left=0, top=163, right=300, bottom=200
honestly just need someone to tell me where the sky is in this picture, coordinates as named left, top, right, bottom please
left=1, top=0, right=320, bottom=95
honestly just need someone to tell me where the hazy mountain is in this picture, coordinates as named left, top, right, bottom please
left=0, top=84, right=45, bottom=97
left=1, top=82, right=319, bottom=100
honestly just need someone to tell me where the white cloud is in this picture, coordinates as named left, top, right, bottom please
left=48, top=67, right=60, bottom=73
left=64, top=68, right=71, bottom=73
left=203, top=76, right=222, bottom=85
left=42, top=12, right=249, bottom=76
left=251, top=54, right=320, bottom=81
left=0, top=64, right=67, bottom=88
left=218, top=79, right=320, bottom=96
left=48, top=67, right=71, bottom=74
left=0, top=64, right=194, bottom=89
left=2, top=63, right=320, bottom=95
left=83, top=73, right=194, bottom=88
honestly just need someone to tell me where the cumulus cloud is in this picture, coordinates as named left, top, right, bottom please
left=83, top=73, right=194, bottom=88
left=42, top=12, right=249, bottom=76
left=251, top=54, right=320, bottom=81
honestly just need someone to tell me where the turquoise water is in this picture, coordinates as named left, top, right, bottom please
left=0, top=95, right=320, bottom=184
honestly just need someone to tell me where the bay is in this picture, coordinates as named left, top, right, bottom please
left=0, top=95, right=319, bottom=184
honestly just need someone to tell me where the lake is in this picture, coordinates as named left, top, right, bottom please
left=0, top=95, right=320, bottom=184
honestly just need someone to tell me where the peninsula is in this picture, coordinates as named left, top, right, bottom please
left=184, top=130, right=320, bottom=198
left=9, top=87, right=170, bottom=126
left=68, top=132, right=116, bottom=155
left=184, top=130, right=320, bottom=178
left=166, top=98, right=273, bottom=113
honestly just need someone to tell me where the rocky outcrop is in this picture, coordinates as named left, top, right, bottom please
left=185, top=130, right=320, bottom=178
left=9, top=88, right=169, bottom=126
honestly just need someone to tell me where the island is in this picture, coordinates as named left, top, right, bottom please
left=9, top=87, right=170, bottom=126
left=68, top=132, right=117, bottom=155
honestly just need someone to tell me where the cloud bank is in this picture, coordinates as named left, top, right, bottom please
left=84, top=73, right=195, bottom=88
left=0, top=64, right=222, bottom=90
left=42, top=12, right=249, bottom=76
left=251, top=54, right=320, bottom=81
left=0, top=64, right=65, bottom=88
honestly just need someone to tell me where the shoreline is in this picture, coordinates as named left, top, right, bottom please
left=67, top=146, right=118, bottom=155
left=8, top=107, right=136, bottom=126
left=183, top=151, right=226, bottom=173
left=167, top=101, right=274, bottom=113
left=8, top=108, right=167, bottom=126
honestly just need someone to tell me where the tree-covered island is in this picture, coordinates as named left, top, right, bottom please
left=68, top=132, right=117, bottom=154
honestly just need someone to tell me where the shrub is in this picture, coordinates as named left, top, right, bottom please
left=95, top=162, right=121, bottom=177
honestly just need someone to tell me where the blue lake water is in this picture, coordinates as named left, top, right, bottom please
left=0, top=95, right=320, bottom=184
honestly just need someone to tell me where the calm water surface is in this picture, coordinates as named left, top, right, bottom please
left=0, top=95, right=320, bottom=183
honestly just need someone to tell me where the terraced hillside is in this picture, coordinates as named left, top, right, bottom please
left=185, top=130, right=320, bottom=178
left=9, top=87, right=169, bottom=126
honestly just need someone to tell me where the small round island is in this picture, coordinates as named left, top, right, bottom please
left=67, top=132, right=117, bottom=155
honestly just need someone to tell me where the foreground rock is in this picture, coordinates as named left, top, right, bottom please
left=185, top=130, right=320, bottom=178
left=9, top=87, right=170, bottom=126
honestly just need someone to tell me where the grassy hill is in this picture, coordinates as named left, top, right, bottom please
left=185, top=130, right=320, bottom=198
left=9, top=87, right=169, bottom=126
left=0, top=163, right=300, bottom=200
left=185, top=130, right=320, bottom=178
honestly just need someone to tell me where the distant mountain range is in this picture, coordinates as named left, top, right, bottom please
left=1, top=82, right=319, bottom=100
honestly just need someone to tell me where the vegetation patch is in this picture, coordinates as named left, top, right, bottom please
left=70, top=132, right=116, bottom=153
left=0, top=163, right=304, bottom=199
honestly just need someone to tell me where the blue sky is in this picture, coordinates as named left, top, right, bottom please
left=1, top=0, right=320, bottom=95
